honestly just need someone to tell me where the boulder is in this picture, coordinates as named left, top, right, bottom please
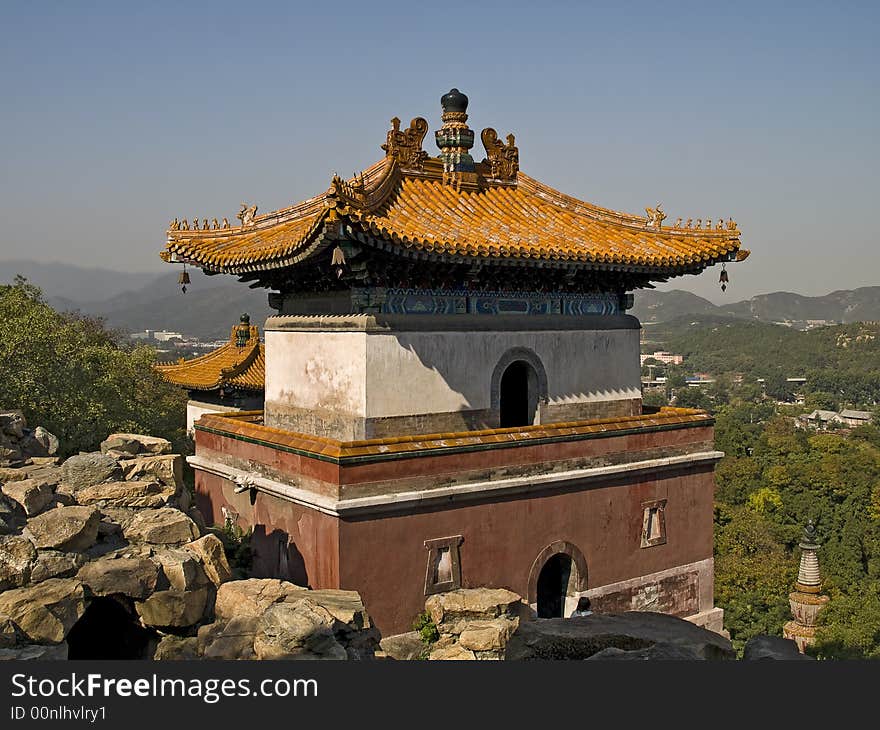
left=61, top=453, right=122, bottom=490
left=0, top=578, right=86, bottom=644
left=585, top=644, right=709, bottom=660
left=0, top=614, right=21, bottom=648
left=0, top=411, right=26, bottom=439
left=77, top=556, right=159, bottom=599
left=30, top=551, right=86, bottom=583
left=301, top=589, right=371, bottom=629
left=184, top=534, right=232, bottom=586
left=742, top=635, right=813, bottom=661
left=136, top=587, right=209, bottom=628
left=0, top=643, right=68, bottom=661
left=153, top=635, right=200, bottom=660
left=0, top=494, right=21, bottom=535
left=504, top=612, right=736, bottom=661
left=253, top=602, right=348, bottom=660
left=151, top=548, right=209, bottom=592
left=214, top=578, right=306, bottom=621
left=25, top=506, right=101, bottom=552
left=2, top=477, right=54, bottom=516
left=32, top=427, right=59, bottom=457
left=76, top=480, right=176, bottom=509
left=124, top=508, right=199, bottom=545
left=121, top=454, right=183, bottom=489
left=429, top=644, right=477, bottom=660
left=0, top=535, right=36, bottom=590
left=198, top=617, right=260, bottom=660
left=426, top=587, right=526, bottom=635
left=379, top=632, right=425, bottom=661
left=101, top=434, right=172, bottom=457
left=457, top=618, right=518, bottom=653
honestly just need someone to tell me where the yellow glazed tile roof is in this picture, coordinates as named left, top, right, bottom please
left=163, top=156, right=745, bottom=277
left=155, top=324, right=264, bottom=392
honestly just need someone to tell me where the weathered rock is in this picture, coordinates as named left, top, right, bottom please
left=504, top=612, right=736, bottom=661
left=25, top=505, right=101, bottom=552
left=300, top=589, right=371, bottom=629
left=0, top=578, right=86, bottom=644
left=585, top=644, right=708, bottom=660
left=742, top=635, right=813, bottom=661
left=61, top=453, right=122, bottom=490
left=32, top=427, right=59, bottom=456
left=0, top=615, right=21, bottom=648
left=0, top=643, right=68, bottom=661
left=458, top=618, right=518, bottom=652
left=198, top=617, right=260, bottom=660
left=0, top=535, right=36, bottom=590
left=426, top=587, right=526, bottom=635
left=253, top=602, right=348, bottom=660
left=101, top=434, right=172, bottom=457
left=30, top=551, right=86, bottom=583
left=214, top=578, right=306, bottom=621
left=429, top=643, right=477, bottom=660
left=0, top=495, right=21, bottom=535
left=0, top=411, right=26, bottom=439
left=77, top=556, right=159, bottom=599
left=152, top=548, right=209, bottom=591
left=124, top=508, right=199, bottom=545
left=121, top=454, right=183, bottom=489
left=184, top=534, right=232, bottom=586
left=76, top=480, right=175, bottom=509
left=379, top=631, right=425, bottom=661
left=153, top=635, right=200, bottom=660
left=136, top=587, right=208, bottom=628
left=2, top=477, right=54, bottom=516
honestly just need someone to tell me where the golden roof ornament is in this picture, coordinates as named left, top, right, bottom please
left=381, top=116, right=429, bottom=171
left=237, top=203, right=258, bottom=227
left=481, top=128, right=519, bottom=181
left=645, top=204, right=666, bottom=228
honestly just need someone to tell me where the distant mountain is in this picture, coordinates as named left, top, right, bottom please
left=0, top=260, right=163, bottom=304
left=632, top=287, right=880, bottom=327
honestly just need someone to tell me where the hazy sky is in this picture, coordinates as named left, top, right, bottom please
left=1, top=1, right=877, bottom=303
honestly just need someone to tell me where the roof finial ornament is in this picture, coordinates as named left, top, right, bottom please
left=436, top=88, right=478, bottom=188
left=645, top=204, right=666, bottom=228
left=237, top=203, right=258, bottom=227
left=381, top=116, right=429, bottom=171
left=481, top=128, right=519, bottom=182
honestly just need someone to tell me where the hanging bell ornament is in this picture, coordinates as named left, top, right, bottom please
left=331, top=245, right=347, bottom=279
left=178, top=267, right=191, bottom=293
left=719, top=264, right=729, bottom=292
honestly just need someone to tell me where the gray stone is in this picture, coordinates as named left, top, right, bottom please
left=585, top=644, right=708, bottom=660
left=77, top=556, right=159, bottom=599
left=0, top=643, right=68, bottom=661
left=0, top=578, right=86, bottom=644
left=0, top=411, right=26, bottom=439
left=0, top=614, right=21, bottom=648
left=151, top=548, right=209, bottom=591
left=124, top=508, right=199, bottom=545
left=1, top=477, right=54, bottom=516
left=76, top=480, right=175, bottom=509
left=30, top=551, right=86, bottom=583
left=198, top=617, right=260, bottom=660
left=0, top=535, right=36, bottom=590
left=379, top=631, right=425, bottom=661
left=184, top=534, right=232, bottom=586
left=32, top=427, right=59, bottom=456
left=214, top=578, right=306, bottom=621
left=153, top=635, right=201, bottom=660
left=101, top=434, right=172, bottom=457
left=121, top=454, right=183, bottom=489
left=0, top=494, right=21, bottom=535
left=742, top=635, right=813, bottom=661
left=504, top=612, right=736, bottom=661
left=253, top=602, right=348, bottom=660
left=61, top=453, right=122, bottom=490
left=136, top=587, right=208, bottom=628
left=25, top=505, right=101, bottom=552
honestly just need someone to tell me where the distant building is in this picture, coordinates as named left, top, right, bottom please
left=640, top=351, right=683, bottom=366
left=838, top=409, right=874, bottom=428
left=154, top=315, right=264, bottom=433
left=798, top=409, right=873, bottom=430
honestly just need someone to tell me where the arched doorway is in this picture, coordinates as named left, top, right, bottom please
left=536, top=553, right=573, bottom=618
left=499, top=361, right=538, bottom=428
left=67, top=597, right=158, bottom=660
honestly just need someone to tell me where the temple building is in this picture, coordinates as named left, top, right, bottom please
left=161, top=89, right=749, bottom=636
left=155, top=314, right=264, bottom=434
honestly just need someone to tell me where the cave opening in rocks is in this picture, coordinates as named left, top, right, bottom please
left=67, top=597, right=159, bottom=660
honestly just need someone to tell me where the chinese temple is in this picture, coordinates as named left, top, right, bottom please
left=155, top=314, right=264, bottom=434
left=161, top=89, right=749, bottom=636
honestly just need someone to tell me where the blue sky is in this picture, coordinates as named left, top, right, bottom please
left=1, top=1, right=877, bottom=302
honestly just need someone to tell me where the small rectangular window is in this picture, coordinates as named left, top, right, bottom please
left=641, top=499, right=667, bottom=548
left=424, top=536, right=463, bottom=595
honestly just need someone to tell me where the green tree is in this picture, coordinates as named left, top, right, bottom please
left=0, top=278, right=188, bottom=456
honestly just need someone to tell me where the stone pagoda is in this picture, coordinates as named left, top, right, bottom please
left=160, top=88, right=750, bottom=636
left=783, top=521, right=830, bottom=653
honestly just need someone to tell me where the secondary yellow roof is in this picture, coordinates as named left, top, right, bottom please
left=155, top=322, right=264, bottom=392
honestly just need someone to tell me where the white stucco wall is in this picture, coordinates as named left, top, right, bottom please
left=264, top=322, right=640, bottom=421
left=187, top=400, right=243, bottom=434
